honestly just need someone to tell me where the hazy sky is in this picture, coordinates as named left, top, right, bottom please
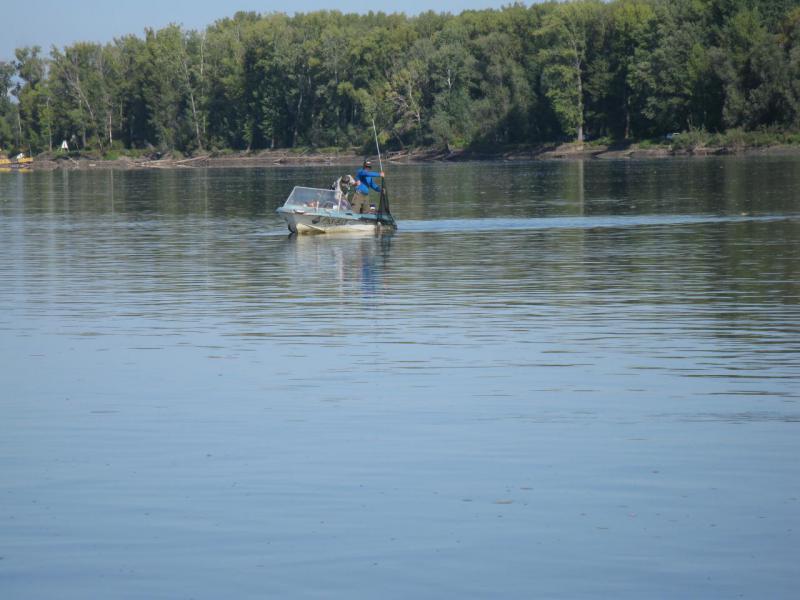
left=1, top=0, right=523, bottom=62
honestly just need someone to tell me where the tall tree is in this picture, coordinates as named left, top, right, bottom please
left=0, top=62, right=17, bottom=151
left=780, top=7, right=800, bottom=128
left=712, top=7, right=788, bottom=129
left=629, top=0, right=722, bottom=134
left=536, top=0, right=604, bottom=143
left=605, top=0, right=656, bottom=139
left=13, top=46, right=48, bottom=154
left=427, top=22, right=478, bottom=148
left=49, top=42, right=116, bottom=151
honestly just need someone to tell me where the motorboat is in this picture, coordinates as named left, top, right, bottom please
left=277, top=185, right=396, bottom=234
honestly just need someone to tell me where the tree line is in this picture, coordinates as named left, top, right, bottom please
left=1, top=0, right=800, bottom=157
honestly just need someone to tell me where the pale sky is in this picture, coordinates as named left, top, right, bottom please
left=1, top=0, right=527, bottom=62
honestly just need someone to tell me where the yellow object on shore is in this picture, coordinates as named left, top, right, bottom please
left=0, top=155, right=33, bottom=168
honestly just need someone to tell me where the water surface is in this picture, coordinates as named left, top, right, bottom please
left=1, top=159, right=799, bottom=598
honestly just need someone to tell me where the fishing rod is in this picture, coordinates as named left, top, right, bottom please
left=371, top=118, right=383, bottom=174
left=371, top=118, right=387, bottom=222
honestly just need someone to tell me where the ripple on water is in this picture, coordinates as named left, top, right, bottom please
left=1, top=162, right=800, bottom=598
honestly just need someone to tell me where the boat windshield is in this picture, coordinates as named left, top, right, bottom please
left=284, top=186, right=350, bottom=211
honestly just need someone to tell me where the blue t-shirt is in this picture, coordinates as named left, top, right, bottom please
left=356, top=168, right=381, bottom=195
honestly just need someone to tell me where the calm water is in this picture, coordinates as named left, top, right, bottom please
left=1, top=159, right=799, bottom=598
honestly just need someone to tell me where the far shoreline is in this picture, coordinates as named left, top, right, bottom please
left=24, top=142, right=800, bottom=171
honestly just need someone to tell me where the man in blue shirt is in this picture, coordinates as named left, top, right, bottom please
left=352, top=159, right=383, bottom=213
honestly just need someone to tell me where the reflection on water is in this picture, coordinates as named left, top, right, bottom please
left=283, top=234, right=394, bottom=300
left=1, top=159, right=800, bottom=599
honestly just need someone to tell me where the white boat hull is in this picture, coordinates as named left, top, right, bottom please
left=278, top=208, right=395, bottom=234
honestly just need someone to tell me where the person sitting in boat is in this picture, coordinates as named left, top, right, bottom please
left=331, top=174, right=355, bottom=198
left=352, top=159, right=383, bottom=214
left=328, top=175, right=355, bottom=210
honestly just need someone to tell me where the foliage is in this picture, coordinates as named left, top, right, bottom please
left=5, top=0, right=800, bottom=156
left=0, top=61, right=17, bottom=151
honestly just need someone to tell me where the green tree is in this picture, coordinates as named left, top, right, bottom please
left=604, top=0, right=656, bottom=139
left=384, top=38, right=433, bottom=147
left=0, top=62, right=17, bottom=152
left=204, top=14, right=251, bottom=150
left=780, top=7, right=800, bottom=127
left=536, top=0, right=604, bottom=142
left=112, top=35, right=149, bottom=149
left=712, top=8, right=788, bottom=129
left=428, top=23, right=478, bottom=148
left=470, top=30, right=532, bottom=144
left=49, top=42, right=119, bottom=151
left=13, top=46, right=48, bottom=154
left=629, top=0, right=722, bottom=134
left=137, top=25, right=206, bottom=152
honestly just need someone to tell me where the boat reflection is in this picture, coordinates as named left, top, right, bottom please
left=283, top=232, right=394, bottom=299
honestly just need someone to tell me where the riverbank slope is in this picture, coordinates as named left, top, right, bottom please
left=26, top=141, right=800, bottom=170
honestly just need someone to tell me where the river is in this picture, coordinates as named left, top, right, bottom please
left=1, top=158, right=799, bottom=598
